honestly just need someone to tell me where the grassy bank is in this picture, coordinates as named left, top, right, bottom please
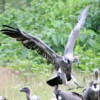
left=0, top=67, right=98, bottom=100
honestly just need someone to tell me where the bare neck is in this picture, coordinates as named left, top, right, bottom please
left=26, top=92, right=31, bottom=100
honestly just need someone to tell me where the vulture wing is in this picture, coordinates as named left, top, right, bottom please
left=72, top=92, right=84, bottom=100
left=64, top=6, right=89, bottom=56
left=1, top=25, right=61, bottom=65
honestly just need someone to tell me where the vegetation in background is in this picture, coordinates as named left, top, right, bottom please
left=0, top=0, right=100, bottom=72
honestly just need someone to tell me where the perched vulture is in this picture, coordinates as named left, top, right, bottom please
left=0, top=96, right=7, bottom=100
left=53, top=85, right=84, bottom=100
left=83, top=69, right=100, bottom=100
left=1, top=6, right=89, bottom=88
left=20, top=87, right=41, bottom=100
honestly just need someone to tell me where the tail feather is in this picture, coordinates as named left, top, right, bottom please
left=46, top=76, right=62, bottom=86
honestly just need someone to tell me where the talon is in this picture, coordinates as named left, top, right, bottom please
left=67, top=87, right=74, bottom=90
left=76, top=86, right=83, bottom=89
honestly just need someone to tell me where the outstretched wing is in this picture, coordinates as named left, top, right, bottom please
left=1, top=25, right=61, bottom=65
left=64, top=6, right=89, bottom=55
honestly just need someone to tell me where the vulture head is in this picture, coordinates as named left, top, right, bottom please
left=20, top=87, right=30, bottom=94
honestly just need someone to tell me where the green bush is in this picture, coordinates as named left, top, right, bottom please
left=0, top=0, right=99, bottom=72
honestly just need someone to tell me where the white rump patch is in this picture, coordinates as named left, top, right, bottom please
left=92, top=85, right=99, bottom=92
left=58, top=95, right=62, bottom=100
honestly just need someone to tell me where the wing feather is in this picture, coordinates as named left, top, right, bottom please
left=64, top=6, right=89, bottom=55
left=1, top=25, right=61, bottom=65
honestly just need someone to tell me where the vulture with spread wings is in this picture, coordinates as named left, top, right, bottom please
left=0, top=6, right=89, bottom=88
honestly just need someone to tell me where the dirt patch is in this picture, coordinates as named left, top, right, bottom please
left=0, top=67, right=20, bottom=89
left=0, top=67, right=20, bottom=75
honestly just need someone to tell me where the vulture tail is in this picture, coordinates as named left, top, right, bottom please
left=47, top=76, right=62, bottom=86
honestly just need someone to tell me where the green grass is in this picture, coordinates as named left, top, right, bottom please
left=0, top=67, right=98, bottom=100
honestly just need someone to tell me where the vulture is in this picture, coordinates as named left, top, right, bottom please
left=0, top=6, right=89, bottom=88
left=0, top=96, right=7, bottom=100
left=83, top=69, right=100, bottom=100
left=20, top=87, right=41, bottom=100
left=53, top=85, right=84, bottom=100
left=47, top=69, right=81, bottom=90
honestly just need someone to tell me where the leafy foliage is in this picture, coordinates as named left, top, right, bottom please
left=0, top=0, right=99, bottom=72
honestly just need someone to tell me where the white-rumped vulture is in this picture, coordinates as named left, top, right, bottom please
left=83, top=69, right=100, bottom=100
left=53, top=85, right=84, bottom=100
left=20, top=87, right=41, bottom=100
left=0, top=6, right=89, bottom=88
left=0, top=96, right=7, bottom=100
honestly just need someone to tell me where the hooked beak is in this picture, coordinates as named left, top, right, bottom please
left=20, top=88, right=23, bottom=92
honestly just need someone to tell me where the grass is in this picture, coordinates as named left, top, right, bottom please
left=0, top=67, right=98, bottom=100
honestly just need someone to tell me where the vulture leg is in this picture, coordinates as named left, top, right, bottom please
left=57, top=69, right=74, bottom=90
left=74, top=82, right=83, bottom=89
left=71, top=73, right=83, bottom=89
left=66, top=83, right=74, bottom=90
